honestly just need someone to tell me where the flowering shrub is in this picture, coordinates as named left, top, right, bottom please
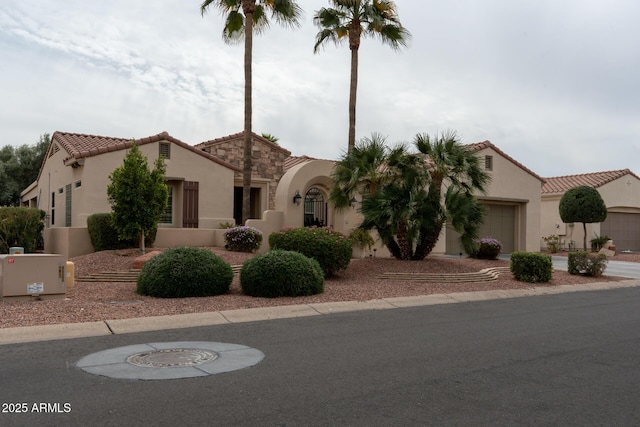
left=472, top=237, right=502, bottom=260
left=268, top=226, right=352, bottom=277
left=542, top=234, right=561, bottom=253
left=224, top=226, right=263, bottom=253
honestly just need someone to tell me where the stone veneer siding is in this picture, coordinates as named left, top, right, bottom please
left=202, top=137, right=289, bottom=210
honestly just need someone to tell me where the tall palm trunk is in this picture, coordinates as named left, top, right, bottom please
left=242, top=2, right=254, bottom=225
left=348, top=47, right=358, bottom=154
left=347, top=17, right=361, bottom=154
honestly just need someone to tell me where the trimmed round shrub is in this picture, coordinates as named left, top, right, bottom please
left=136, top=247, right=233, bottom=298
left=240, top=250, right=324, bottom=298
left=224, top=226, right=263, bottom=252
left=268, top=226, right=352, bottom=277
left=472, top=237, right=502, bottom=260
left=510, top=252, right=552, bottom=283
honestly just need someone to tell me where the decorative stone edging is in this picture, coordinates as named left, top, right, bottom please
left=76, top=265, right=243, bottom=282
left=377, top=266, right=511, bottom=283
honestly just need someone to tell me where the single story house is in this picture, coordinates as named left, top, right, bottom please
left=541, top=169, right=640, bottom=251
left=21, top=131, right=240, bottom=257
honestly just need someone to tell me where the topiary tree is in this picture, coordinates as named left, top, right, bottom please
left=240, top=250, right=324, bottom=298
left=559, top=185, right=607, bottom=251
left=107, top=142, right=168, bottom=254
left=136, top=247, right=233, bottom=298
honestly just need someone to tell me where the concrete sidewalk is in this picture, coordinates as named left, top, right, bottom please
left=2, top=278, right=639, bottom=346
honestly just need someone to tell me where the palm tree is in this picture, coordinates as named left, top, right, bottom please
left=201, top=0, right=302, bottom=224
left=412, top=132, right=491, bottom=259
left=313, top=0, right=411, bottom=154
left=331, top=131, right=490, bottom=260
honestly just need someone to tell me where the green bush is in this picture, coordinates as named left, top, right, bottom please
left=224, top=226, right=263, bottom=252
left=88, top=213, right=126, bottom=251
left=269, top=226, right=352, bottom=277
left=568, top=251, right=608, bottom=277
left=349, top=228, right=375, bottom=251
left=510, top=252, right=553, bottom=283
left=240, top=250, right=324, bottom=298
left=471, top=237, right=502, bottom=260
left=136, top=247, right=233, bottom=298
left=0, top=207, right=45, bottom=253
left=87, top=213, right=156, bottom=251
left=590, top=235, right=610, bottom=252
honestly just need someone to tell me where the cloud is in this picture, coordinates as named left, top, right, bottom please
left=1, top=0, right=639, bottom=178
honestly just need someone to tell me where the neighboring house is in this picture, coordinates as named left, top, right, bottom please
left=21, top=131, right=240, bottom=258
left=195, top=132, right=291, bottom=225
left=440, top=141, right=545, bottom=255
left=541, top=169, right=640, bottom=251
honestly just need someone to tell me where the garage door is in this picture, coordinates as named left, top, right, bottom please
left=601, top=212, right=640, bottom=251
left=446, top=204, right=516, bottom=255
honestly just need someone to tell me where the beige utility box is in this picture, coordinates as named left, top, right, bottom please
left=0, top=254, right=67, bottom=301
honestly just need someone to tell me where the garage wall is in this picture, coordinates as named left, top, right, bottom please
left=601, top=212, right=640, bottom=251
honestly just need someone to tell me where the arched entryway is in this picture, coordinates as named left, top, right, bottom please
left=304, top=187, right=327, bottom=227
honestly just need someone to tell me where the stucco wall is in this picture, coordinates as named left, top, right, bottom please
left=434, top=146, right=543, bottom=254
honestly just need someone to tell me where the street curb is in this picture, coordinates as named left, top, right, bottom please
left=2, top=279, right=639, bottom=345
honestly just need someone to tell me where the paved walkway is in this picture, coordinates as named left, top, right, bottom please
left=2, top=277, right=639, bottom=346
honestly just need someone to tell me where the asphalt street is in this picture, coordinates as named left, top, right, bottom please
left=1, top=286, right=640, bottom=426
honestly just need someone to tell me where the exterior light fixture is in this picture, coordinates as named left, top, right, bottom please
left=293, top=190, right=302, bottom=206
left=349, top=196, right=358, bottom=207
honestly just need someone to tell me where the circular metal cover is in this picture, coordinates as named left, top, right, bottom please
left=126, top=348, right=219, bottom=368
left=77, top=341, right=264, bottom=380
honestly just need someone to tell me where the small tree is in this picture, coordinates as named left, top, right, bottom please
left=559, top=185, right=607, bottom=251
left=107, top=143, right=168, bottom=254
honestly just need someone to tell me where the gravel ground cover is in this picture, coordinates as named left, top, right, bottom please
left=1, top=248, right=636, bottom=328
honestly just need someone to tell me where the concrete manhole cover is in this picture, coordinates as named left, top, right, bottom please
left=127, top=348, right=219, bottom=367
left=77, top=341, right=264, bottom=380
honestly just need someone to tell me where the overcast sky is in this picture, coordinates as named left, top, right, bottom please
left=1, top=0, right=639, bottom=178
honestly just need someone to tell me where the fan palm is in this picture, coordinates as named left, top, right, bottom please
left=331, top=131, right=490, bottom=260
left=201, top=0, right=302, bottom=224
left=313, top=1, right=410, bottom=154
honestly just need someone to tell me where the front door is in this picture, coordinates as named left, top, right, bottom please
left=304, top=187, right=326, bottom=227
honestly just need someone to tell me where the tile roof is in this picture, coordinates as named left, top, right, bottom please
left=541, top=169, right=640, bottom=194
left=283, top=155, right=325, bottom=171
left=51, top=131, right=240, bottom=172
left=466, top=141, right=546, bottom=183
left=195, top=131, right=291, bottom=156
